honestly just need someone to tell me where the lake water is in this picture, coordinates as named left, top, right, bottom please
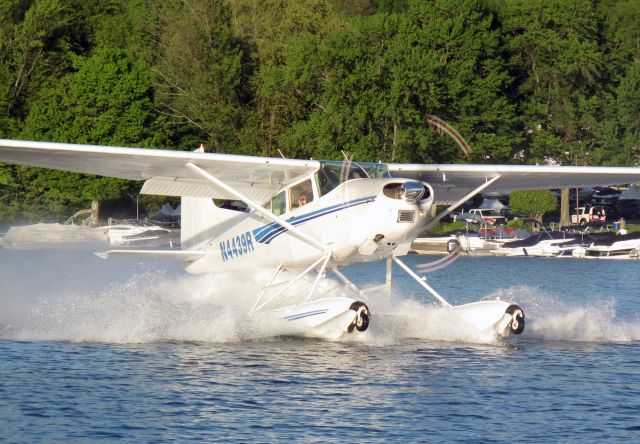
left=1, top=248, right=640, bottom=442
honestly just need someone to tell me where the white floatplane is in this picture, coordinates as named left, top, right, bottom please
left=2, top=139, right=640, bottom=339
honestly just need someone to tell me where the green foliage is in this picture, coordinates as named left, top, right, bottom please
left=506, top=218, right=526, bottom=230
left=433, top=220, right=466, bottom=235
left=0, top=48, right=161, bottom=222
left=23, top=48, right=157, bottom=145
left=229, top=0, right=338, bottom=157
left=492, top=0, right=609, bottom=164
left=152, top=0, right=246, bottom=153
left=598, top=0, right=640, bottom=71
left=508, top=189, right=557, bottom=228
left=1, top=0, right=640, bottom=221
left=277, top=0, right=518, bottom=163
left=0, top=0, right=76, bottom=129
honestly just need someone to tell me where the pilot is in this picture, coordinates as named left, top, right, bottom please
left=350, top=170, right=364, bottom=179
left=297, top=192, right=309, bottom=207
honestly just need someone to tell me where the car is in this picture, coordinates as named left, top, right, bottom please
left=596, top=202, right=620, bottom=221
left=467, top=209, right=508, bottom=225
left=571, top=205, right=607, bottom=226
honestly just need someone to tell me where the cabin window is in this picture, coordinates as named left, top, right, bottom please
left=316, top=161, right=391, bottom=196
left=270, top=191, right=286, bottom=216
left=289, top=179, right=314, bottom=210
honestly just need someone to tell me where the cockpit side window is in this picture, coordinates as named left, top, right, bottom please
left=316, top=164, right=340, bottom=197
left=289, top=179, right=314, bottom=210
left=316, top=161, right=391, bottom=197
left=348, top=166, right=367, bottom=180
left=270, top=191, right=286, bottom=216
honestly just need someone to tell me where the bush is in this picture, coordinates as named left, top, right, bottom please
left=432, top=220, right=466, bottom=235
left=506, top=219, right=527, bottom=230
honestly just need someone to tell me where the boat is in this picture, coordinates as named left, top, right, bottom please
left=580, top=231, right=640, bottom=258
left=106, top=219, right=174, bottom=247
left=491, top=231, right=579, bottom=257
left=412, top=229, right=520, bottom=256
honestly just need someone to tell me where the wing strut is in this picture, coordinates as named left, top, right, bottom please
left=185, top=162, right=331, bottom=255
left=392, top=256, right=451, bottom=307
left=424, top=174, right=501, bottom=231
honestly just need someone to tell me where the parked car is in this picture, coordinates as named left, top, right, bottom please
left=468, top=209, right=508, bottom=225
left=596, top=202, right=620, bottom=221
left=571, top=205, right=607, bottom=225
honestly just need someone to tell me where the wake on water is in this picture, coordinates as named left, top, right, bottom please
left=0, top=251, right=640, bottom=345
left=1, top=254, right=639, bottom=346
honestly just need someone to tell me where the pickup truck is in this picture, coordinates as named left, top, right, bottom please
left=571, top=206, right=607, bottom=225
left=456, top=209, right=507, bottom=225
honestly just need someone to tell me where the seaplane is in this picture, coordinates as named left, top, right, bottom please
left=1, top=137, right=640, bottom=341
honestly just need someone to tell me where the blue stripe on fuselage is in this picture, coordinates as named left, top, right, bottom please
left=252, top=196, right=376, bottom=245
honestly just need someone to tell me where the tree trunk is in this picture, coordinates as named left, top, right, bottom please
left=391, top=120, right=398, bottom=162
left=91, top=200, right=99, bottom=227
left=559, top=188, right=570, bottom=227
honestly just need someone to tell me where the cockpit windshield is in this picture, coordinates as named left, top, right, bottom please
left=316, top=160, right=390, bottom=196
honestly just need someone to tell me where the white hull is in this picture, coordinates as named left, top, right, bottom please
left=491, top=244, right=569, bottom=257
left=108, top=224, right=171, bottom=246
left=491, top=232, right=578, bottom=257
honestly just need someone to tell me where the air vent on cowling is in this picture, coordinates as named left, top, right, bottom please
left=397, top=210, right=416, bottom=223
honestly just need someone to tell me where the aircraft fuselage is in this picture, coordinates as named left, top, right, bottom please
left=185, top=178, right=434, bottom=274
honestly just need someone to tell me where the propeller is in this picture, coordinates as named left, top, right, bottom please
left=427, top=115, right=472, bottom=158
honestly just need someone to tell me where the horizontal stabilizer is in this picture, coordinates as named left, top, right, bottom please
left=95, top=249, right=206, bottom=261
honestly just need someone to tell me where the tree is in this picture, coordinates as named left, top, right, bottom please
left=614, top=62, right=640, bottom=165
left=5, top=48, right=163, bottom=222
left=89, top=0, right=158, bottom=62
left=0, top=0, right=77, bottom=136
left=151, top=0, right=246, bottom=153
left=508, top=189, right=557, bottom=231
left=492, top=0, right=608, bottom=164
left=598, top=0, right=640, bottom=75
left=228, top=0, right=338, bottom=157
left=276, top=0, right=518, bottom=163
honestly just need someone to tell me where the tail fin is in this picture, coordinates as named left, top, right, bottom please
left=180, top=197, right=239, bottom=249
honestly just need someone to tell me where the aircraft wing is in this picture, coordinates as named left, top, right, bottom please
left=0, top=139, right=319, bottom=203
left=388, top=163, right=640, bottom=204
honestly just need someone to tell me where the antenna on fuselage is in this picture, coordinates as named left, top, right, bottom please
left=277, top=149, right=286, bottom=159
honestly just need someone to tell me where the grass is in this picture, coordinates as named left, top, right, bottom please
left=427, top=221, right=640, bottom=236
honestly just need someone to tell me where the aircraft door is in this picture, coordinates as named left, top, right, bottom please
left=270, top=191, right=286, bottom=216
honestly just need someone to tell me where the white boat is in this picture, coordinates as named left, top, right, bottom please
left=491, top=231, right=579, bottom=257
left=582, top=232, right=640, bottom=258
left=107, top=219, right=173, bottom=246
